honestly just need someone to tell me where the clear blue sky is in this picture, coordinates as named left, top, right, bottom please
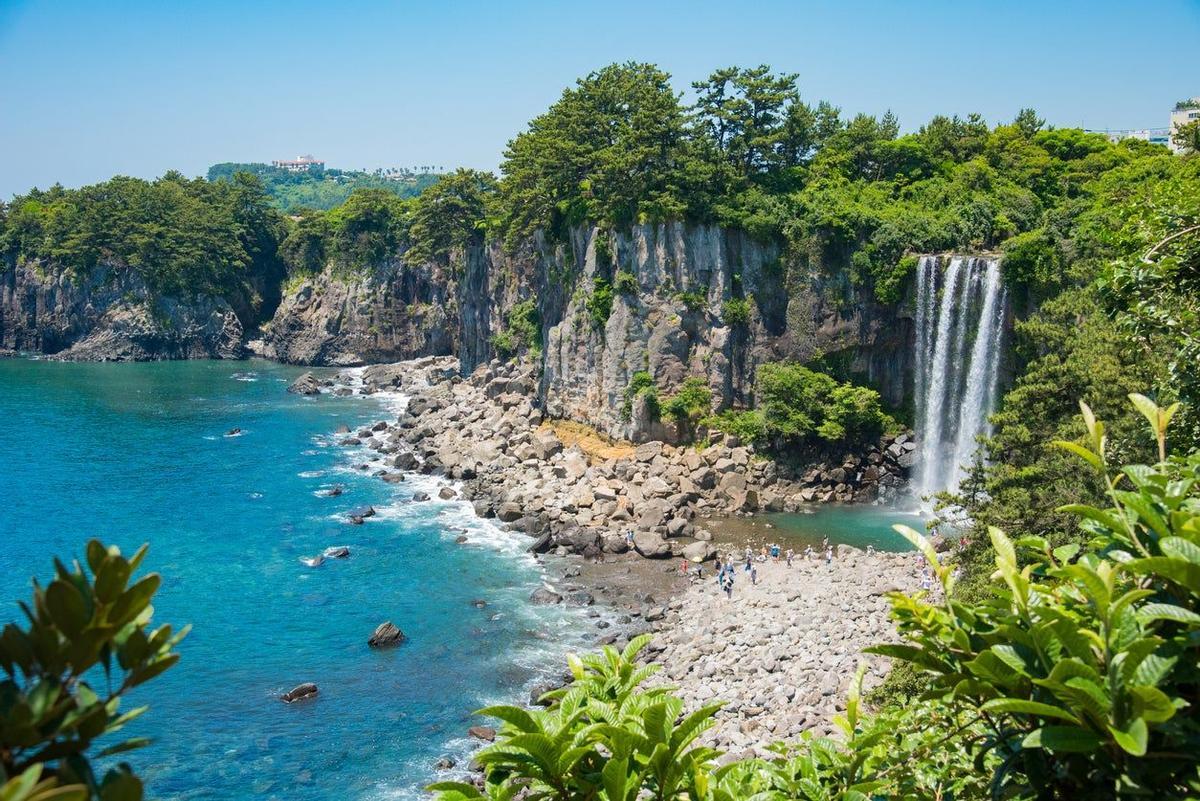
left=1, top=0, right=1197, bottom=198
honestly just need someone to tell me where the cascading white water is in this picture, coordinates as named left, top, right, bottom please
left=913, top=256, right=1007, bottom=497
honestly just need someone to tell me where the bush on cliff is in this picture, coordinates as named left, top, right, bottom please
left=0, top=541, right=186, bottom=801
left=434, top=395, right=1200, bottom=800
left=756, top=362, right=894, bottom=447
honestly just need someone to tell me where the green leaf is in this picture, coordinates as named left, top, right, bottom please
left=1130, top=685, right=1178, bottom=723
left=1160, top=537, right=1200, bottom=565
left=1108, top=718, right=1148, bottom=755
left=1022, top=726, right=1103, bottom=753
left=1123, top=557, right=1200, bottom=592
left=108, top=575, right=161, bottom=627
left=476, top=705, right=539, bottom=734
left=1052, top=440, right=1103, bottom=472
left=45, top=581, right=88, bottom=638
left=981, top=698, right=1080, bottom=723
left=1136, top=603, right=1200, bottom=626
left=892, top=524, right=939, bottom=569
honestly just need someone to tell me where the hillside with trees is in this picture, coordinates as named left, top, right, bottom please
left=206, top=162, right=441, bottom=212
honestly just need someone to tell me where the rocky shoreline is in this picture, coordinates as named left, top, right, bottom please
left=304, top=355, right=924, bottom=758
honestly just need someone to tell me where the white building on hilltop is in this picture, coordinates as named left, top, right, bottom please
left=271, top=155, right=325, bottom=172
left=1171, top=98, right=1200, bottom=153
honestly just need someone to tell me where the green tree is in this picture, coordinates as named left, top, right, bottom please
left=1172, top=119, right=1200, bottom=155
left=500, top=62, right=690, bottom=241
left=405, top=169, right=499, bottom=264
left=690, top=65, right=807, bottom=179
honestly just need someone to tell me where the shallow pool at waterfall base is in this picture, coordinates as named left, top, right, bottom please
left=711, top=505, right=931, bottom=552
left=0, top=358, right=588, bottom=801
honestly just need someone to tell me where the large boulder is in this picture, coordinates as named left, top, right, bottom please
left=633, top=531, right=671, bottom=559
left=682, top=541, right=714, bottom=563
left=367, top=621, right=407, bottom=648
left=287, top=372, right=322, bottom=395
left=529, top=587, right=563, bottom=605
left=280, top=683, right=319, bottom=703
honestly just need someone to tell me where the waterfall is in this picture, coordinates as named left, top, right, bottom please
left=913, top=256, right=1007, bottom=497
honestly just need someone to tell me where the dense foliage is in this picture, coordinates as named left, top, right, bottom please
left=0, top=172, right=286, bottom=306
left=0, top=542, right=185, bottom=801
left=436, top=396, right=1200, bottom=801
left=206, top=163, right=439, bottom=212
left=952, top=153, right=1199, bottom=551
left=705, top=363, right=895, bottom=449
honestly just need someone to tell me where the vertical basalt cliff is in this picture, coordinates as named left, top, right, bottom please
left=1, top=224, right=923, bottom=433
left=259, top=223, right=918, bottom=440
left=0, top=260, right=244, bottom=360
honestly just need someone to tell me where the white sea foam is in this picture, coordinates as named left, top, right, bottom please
left=297, top=470, right=325, bottom=479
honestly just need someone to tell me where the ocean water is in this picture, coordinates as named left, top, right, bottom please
left=0, top=358, right=586, bottom=801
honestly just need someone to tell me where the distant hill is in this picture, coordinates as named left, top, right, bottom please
left=206, top=162, right=441, bottom=211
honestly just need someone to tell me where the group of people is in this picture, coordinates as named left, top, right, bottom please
left=696, top=537, right=847, bottom=599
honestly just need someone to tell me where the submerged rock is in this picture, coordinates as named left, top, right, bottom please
left=367, top=621, right=407, bottom=648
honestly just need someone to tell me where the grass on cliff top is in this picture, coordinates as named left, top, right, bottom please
left=540, top=420, right=635, bottom=462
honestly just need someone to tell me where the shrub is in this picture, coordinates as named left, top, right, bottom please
left=675, top=287, right=707, bottom=312
left=662, top=377, right=713, bottom=422
left=613, top=270, right=639, bottom=295
left=700, top=409, right=767, bottom=444
left=585, top=277, right=614, bottom=330
left=755, top=362, right=895, bottom=446
left=0, top=541, right=187, bottom=800
left=620, top=371, right=659, bottom=422
left=721, top=297, right=752, bottom=326
left=662, top=377, right=713, bottom=439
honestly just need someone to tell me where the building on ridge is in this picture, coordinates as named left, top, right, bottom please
left=271, top=155, right=325, bottom=172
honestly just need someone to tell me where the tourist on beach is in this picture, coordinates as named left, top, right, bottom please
left=785, top=548, right=794, bottom=567
left=804, top=545, right=814, bottom=560
left=770, top=543, right=780, bottom=562
left=866, top=544, right=875, bottom=555
left=625, top=530, right=634, bottom=548
left=744, top=550, right=752, bottom=572
left=721, top=570, right=734, bottom=599
left=821, top=536, right=829, bottom=551
left=680, top=558, right=688, bottom=575
left=750, top=565, right=758, bottom=585
left=825, top=546, right=833, bottom=567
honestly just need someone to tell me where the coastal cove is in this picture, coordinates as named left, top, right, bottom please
left=0, top=358, right=598, bottom=801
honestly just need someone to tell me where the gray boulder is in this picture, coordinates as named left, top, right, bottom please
left=367, top=621, right=407, bottom=648
left=287, top=372, right=322, bottom=395
left=280, top=683, right=319, bottom=703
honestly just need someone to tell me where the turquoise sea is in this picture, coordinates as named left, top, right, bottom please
left=0, top=358, right=586, bottom=801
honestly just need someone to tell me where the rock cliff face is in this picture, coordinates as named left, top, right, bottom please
left=0, top=223, right=930, bottom=434
left=540, top=224, right=915, bottom=441
left=254, top=261, right=459, bottom=366
left=0, top=260, right=244, bottom=361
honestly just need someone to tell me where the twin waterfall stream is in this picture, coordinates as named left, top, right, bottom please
left=912, top=255, right=1008, bottom=499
